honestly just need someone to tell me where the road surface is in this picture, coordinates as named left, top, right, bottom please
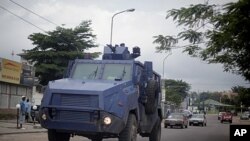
left=0, top=115, right=242, bottom=141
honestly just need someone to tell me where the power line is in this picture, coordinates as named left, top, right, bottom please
left=0, top=3, right=80, bottom=52
left=0, top=4, right=47, bottom=32
left=8, top=0, right=59, bottom=27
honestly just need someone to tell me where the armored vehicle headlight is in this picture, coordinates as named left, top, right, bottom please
left=42, top=113, right=47, bottom=120
left=103, top=116, right=112, bottom=125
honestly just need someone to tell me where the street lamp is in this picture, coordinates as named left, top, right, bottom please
left=110, top=8, right=135, bottom=45
left=162, top=51, right=172, bottom=79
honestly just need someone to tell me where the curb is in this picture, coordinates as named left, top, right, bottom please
left=0, top=120, right=47, bottom=135
left=0, top=130, right=47, bottom=135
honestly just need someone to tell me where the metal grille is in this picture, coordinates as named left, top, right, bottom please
left=52, top=93, right=99, bottom=108
left=57, top=111, right=90, bottom=122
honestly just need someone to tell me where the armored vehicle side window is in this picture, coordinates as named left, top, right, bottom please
left=72, top=63, right=101, bottom=80
left=102, top=64, right=132, bottom=81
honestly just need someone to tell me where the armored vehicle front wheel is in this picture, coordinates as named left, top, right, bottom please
left=149, top=117, right=161, bottom=141
left=119, top=114, right=137, bottom=141
left=48, top=129, right=70, bottom=141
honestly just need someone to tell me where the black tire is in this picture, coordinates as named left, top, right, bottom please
left=119, top=114, right=137, bottom=141
left=181, top=124, right=184, bottom=129
left=91, top=136, right=103, bottom=141
left=189, top=123, right=192, bottom=126
left=48, top=129, right=70, bottom=141
left=145, top=80, right=158, bottom=114
left=185, top=125, right=188, bottom=128
left=149, top=118, right=161, bottom=141
left=164, top=124, right=167, bottom=128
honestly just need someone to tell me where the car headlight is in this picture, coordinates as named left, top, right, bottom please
left=41, top=114, right=47, bottom=120
left=103, top=116, right=112, bottom=125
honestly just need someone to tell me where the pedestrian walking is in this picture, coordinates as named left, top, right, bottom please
left=19, top=96, right=26, bottom=129
left=25, top=99, right=32, bottom=122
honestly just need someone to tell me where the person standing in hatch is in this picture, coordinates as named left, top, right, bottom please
left=19, top=96, right=26, bottom=129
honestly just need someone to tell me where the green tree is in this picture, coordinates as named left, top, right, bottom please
left=209, top=92, right=221, bottom=102
left=154, top=0, right=250, bottom=81
left=164, top=79, right=191, bottom=106
left=189, top=91, right=198, bottom=100
left=232, top=86, right=250, bottom=107
left=24, top=21, right=99, bottom=85
left=221, top=95, right=231, bottom=105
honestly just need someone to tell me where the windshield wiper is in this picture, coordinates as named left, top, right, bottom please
left=88, top=66, right=98, bottom=79
left=115, top=66, right=126, bottom=81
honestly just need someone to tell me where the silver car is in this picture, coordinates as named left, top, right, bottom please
left=189, top=114, right=207, bottom=126
left=240, top=112, right=250, bottom=120
left=164, top=113, right=188, bottom=128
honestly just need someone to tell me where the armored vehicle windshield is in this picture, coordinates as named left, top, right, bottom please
left=71, top=62, right=132, bottom=81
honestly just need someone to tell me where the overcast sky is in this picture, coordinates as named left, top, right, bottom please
left=0, top=0, right=249, bottom=92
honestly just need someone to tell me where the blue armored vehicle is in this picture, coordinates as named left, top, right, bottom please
left=39, top=44, right=163, bottom=141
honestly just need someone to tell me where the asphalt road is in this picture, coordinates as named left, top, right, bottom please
left=0, top=115, right=234, bottom=141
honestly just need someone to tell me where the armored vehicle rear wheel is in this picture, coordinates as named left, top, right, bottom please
left=119, top=114, right=137, bottom=141
left=149, top=117, right=161, bottom=141
left=48, top=129, right=70, bottom=141
left=145, top=80, right=158, bottom=114
left=91, top=136, right=103, bottom=141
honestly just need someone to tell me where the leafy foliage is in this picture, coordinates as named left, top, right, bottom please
left=232, top=86, right=250, bottom=107
left=164, top=79, right=190, bottom=106
left=153, top=35, right=178, bottom=52
left=24, top=21, right=99, bottom=85
left=154, top=0, right=250, bottom=81
left=196, top=91, right=237, bottom=106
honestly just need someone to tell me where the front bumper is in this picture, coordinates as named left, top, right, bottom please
left=221, top=118, right=232, bottom=121
left=164, top=120, right=183, bottom=126
left=189, top=120, right=203, bottom=125
left=39, top=107, right=125, bottom=136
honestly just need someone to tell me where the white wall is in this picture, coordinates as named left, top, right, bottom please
left=32, top=86, right=43, bottom=105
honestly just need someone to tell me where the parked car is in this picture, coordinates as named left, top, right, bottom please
left=245, top=111, right=250, bottom=118
left=246, top=111, right=250, bottom=118
left=218, top=112, right=226, bottom=120
left=220, top=112, right=233, bottom=123
left=164, top=113, right=188, bottom=128
left=240, top=111, right=250, bottom=120
left=31, top=105, right=40, bottom=123
left=189, top=114, right=207, bottom=126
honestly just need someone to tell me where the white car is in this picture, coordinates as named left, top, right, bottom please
left=240, top=111, right=250, bottom=120
left=189, top=114, right=207, bottom=126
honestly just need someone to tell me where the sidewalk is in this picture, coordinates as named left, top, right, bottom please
left=0, top=120, right=46, bottom=135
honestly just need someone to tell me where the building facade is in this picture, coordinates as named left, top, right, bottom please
left=0, top=58, right=35, bottom=111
